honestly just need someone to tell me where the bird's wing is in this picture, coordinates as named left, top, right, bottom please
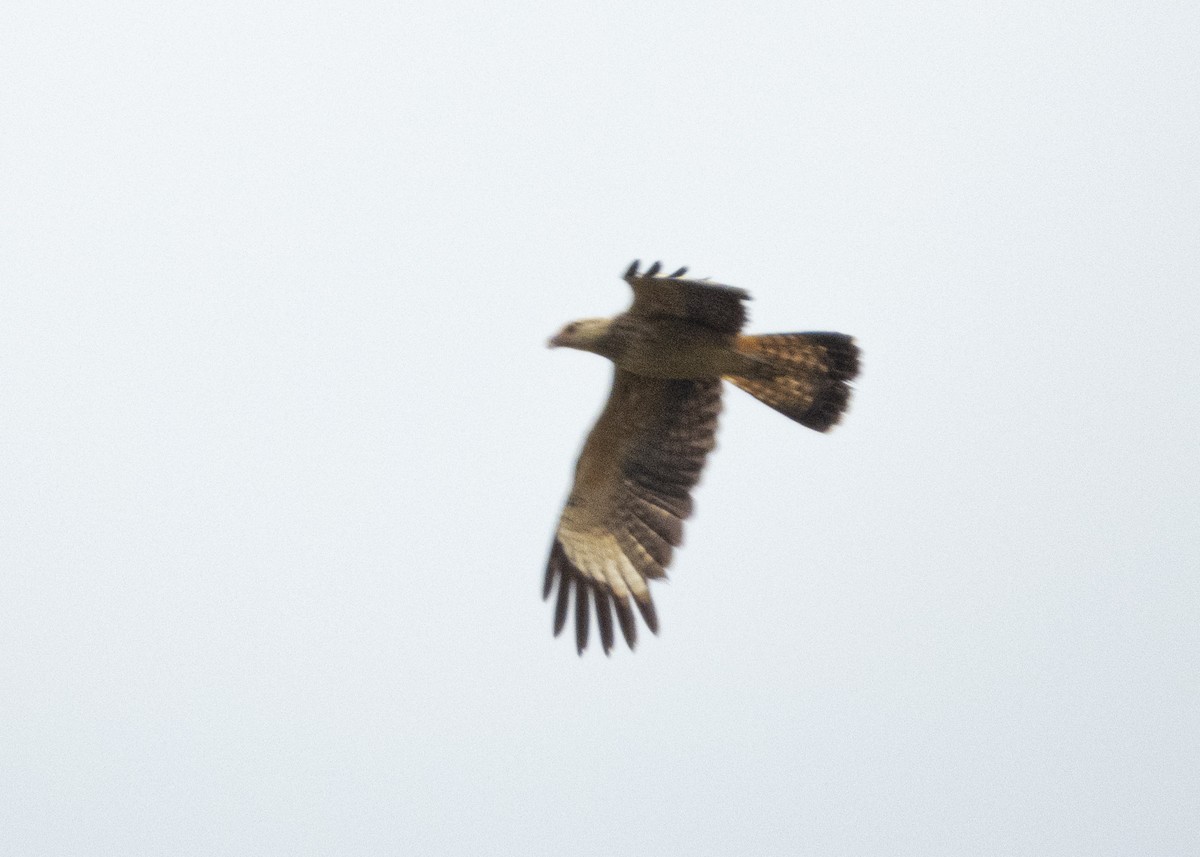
left=544, top=368, right=722, bottom=654
left=623, top=260, right=750, bottom=334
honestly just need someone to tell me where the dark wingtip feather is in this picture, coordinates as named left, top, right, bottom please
left=624, top=260, right=640, bottom=279
left=635, top=597, right=659, bottom=635
left=553, top=574, right=571, bottom=636
left=575, top=581, right=591, bottom=654
left=542, top=541, right=561, bottom=600
left=669, top=266, right=688, bottom=278
left=645, top=261, right=662, bottom=277
left=614, top=597, right=638, bottom=649
left=595, top=592, right=614, bottom=655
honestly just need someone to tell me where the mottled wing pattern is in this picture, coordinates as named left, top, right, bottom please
left=624, top=260, right=750, bottom=335
left=544, top=369, right=723, bottom=654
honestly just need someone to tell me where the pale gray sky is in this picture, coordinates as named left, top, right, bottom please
left=3, top=2, right=1198, bottom=855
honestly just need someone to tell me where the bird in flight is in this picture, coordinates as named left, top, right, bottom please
left=544, top=261, right=859, bottom=654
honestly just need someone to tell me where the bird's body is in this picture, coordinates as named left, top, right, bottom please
left=545, top=261, right=859, bottom=654
left=597, top=316, right=752, bottom=378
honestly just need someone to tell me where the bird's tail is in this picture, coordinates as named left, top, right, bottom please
left=726, top=332, right=860, bottom=431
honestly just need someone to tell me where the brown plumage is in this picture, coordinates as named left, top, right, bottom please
left=545, top=261, right=859, bottom=654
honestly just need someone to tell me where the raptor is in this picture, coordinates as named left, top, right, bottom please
left=544, top=261, right=859, bottom=654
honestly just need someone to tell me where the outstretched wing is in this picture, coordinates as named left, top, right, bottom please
left=623, top=260, right=750, bottom=335
left=544, top=369, right=723, bottom=654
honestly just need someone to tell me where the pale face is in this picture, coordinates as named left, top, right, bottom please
left=547, top=317, right=611, bottom=352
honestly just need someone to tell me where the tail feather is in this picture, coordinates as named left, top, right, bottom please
left=727, top=332, right=859, bottom=431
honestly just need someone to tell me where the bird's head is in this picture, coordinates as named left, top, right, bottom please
left=548, top=317, right=613, bottom=353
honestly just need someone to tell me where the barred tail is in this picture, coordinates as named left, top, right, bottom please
left=727, top=332, right=860, bottom=431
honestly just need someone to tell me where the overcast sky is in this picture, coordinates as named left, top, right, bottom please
left=3, top=2, right=1198, bottom=855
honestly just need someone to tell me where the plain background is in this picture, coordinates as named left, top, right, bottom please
left=3, top=2, right=1198, bottom=855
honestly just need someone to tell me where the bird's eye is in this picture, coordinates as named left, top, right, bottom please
left=564, top=322, right=580, bottom=334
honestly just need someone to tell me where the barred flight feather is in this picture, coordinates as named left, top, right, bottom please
left=545, top=375, right=721, bottom=653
